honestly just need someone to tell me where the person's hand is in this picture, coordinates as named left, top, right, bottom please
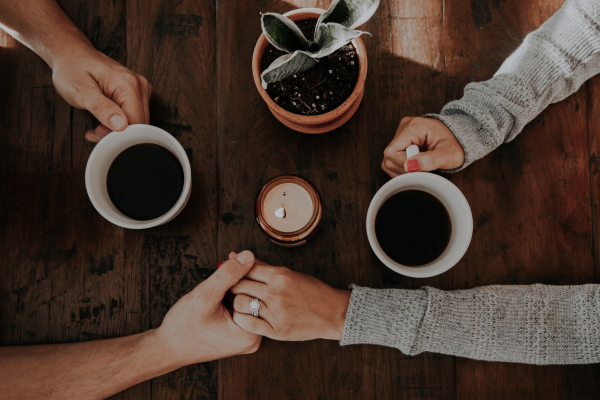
left=50, top=42, right=151, bottom=143
left=381, top=117, right=465, bottom=177
left=151, top=251, right=262, bottom=367
left=230, top=256, right=351, bottom=341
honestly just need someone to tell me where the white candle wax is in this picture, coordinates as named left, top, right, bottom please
left=263, top=182, right=314, bottom=232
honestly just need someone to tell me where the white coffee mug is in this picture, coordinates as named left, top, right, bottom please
left=85, top=124, right=192, bottom=229
left=366, top=171, right=473, bottom=278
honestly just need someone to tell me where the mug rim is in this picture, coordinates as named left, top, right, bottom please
left=85, top=124, right=192, bottom=229
left=366, top=172, right=473, bottom=278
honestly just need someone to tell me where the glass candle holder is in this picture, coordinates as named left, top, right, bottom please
left=255, top=175, right=322, bottom=247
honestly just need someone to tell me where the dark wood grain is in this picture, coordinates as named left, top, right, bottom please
left=2, top=0, right=600, bottom=399
left=217, top=0, right=368, bottom=397
left=125, top=0, right=219, bottom=398
left=353, top=0, right=457, bottom=399
left=0, top=1, right=152, bottom=399
left=443, top=0, right=600, bottom=399
left=217, top=0, right=457, bottom=399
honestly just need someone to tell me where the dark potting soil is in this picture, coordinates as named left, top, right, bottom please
left=260, top=19, right=359, bottom=116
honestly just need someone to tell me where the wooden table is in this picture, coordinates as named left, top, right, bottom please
left=2, top=0, right=600, bottom=398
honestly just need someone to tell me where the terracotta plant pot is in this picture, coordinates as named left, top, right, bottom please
left=252, top=8, right=368, bottom=134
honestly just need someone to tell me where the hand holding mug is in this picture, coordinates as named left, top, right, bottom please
left=229, top=254, right=351, bottom=341
left=151, top=251, right=261, bottom=367
left=50, top=41, right=151, bottom=143
left=382, top=117, right=465, bottom=177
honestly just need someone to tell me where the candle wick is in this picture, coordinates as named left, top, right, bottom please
left=275, top=207, right=286, bottom=219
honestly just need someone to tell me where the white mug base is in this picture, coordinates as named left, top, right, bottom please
left=366, top=172, right=473, bottom=278
left=85, top=124, right=192, bottom=229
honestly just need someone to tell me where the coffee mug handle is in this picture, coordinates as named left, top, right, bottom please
left=406, top=144, right=420, bottom=159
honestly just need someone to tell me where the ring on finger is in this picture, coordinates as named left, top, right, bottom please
left=249, top=297, right=260, bottom=318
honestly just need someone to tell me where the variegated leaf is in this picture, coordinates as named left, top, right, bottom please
left=314, top=0, right=380, bottom=43
left=261, top=51, right=318, bottom=89
left=310, top=22, right=370, bottom=58
left=261, top=13, right=310, bottom=53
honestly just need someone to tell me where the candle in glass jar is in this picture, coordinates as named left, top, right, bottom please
left=255, top=175, right=322, bottom=247
left=263, top=182, right=313, bottom=232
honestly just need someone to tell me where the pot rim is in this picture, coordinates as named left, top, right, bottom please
left=252, top=8, right=368, bottom=125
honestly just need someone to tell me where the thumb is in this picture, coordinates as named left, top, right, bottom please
left=404, top=151, right=438, bottom=172
left=204, top=250, right=255, bottom=299
left=82, top=87, right=129, bottom=132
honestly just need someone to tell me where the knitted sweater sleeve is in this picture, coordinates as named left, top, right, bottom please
left=340, top=284, right=600, bottom=364
left=426, top=0, right=600, bottom=171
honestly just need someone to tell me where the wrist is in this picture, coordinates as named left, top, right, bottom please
left=140, top=328, right=186, bottom=374
left=323, top=289, right=351, bottom=340
left=42, top=31, right=94, bottom=69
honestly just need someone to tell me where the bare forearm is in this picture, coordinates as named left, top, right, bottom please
left=0, top=0, right=92, bottom=67
left=0, top=253, right=264, bottom=399
left=0, top=330, right=179, bottom=399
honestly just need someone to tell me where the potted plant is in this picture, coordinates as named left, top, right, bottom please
left=252, top=0, right=380, bottom=134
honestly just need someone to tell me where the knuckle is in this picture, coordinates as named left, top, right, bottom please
left=384, top=159, right=396, bottom=170
left=274, top=269, right=292, bottom=288
left=265, top=267, right=278, bottom=280
left=123, top=73, right=140, bottom=88
left=383, top=147, right=394, bottom=160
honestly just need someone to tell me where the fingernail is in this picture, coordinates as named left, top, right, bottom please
left=407, top=159, right=420, bottom=172
left=236, top=251, right=253, bottom=265
left=217, top=262, right=224, bottom=268
left=109, top=115, right=125, bottom=129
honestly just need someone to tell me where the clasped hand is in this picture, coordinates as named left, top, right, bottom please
left=151, top=250, right=351, bottom=368
left=229, top=253, right=351, bottom=341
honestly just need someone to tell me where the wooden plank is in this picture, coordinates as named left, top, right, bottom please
left=3, top=0, right=600, bottom=398
left=443, top=0, right=600, bottom=398
left=0, top=0, right=151, bottom=399
left=125, top=0, right=218, bottom=398
left=217, top=0, right=365, bottom=398
left=217, top=0, right=455, bottom=398
left=588, top=77, right=600, bottom=279
left=353, top=0, right=457, bottom=399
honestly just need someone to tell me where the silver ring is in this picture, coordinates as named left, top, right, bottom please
left=249, top=297, right=260, bottom=317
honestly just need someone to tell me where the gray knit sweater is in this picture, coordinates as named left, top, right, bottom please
left=341, top=0, right=600, bottom=364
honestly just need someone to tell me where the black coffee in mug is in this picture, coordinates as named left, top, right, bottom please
left=375, top=190, right=451, bottom=267
left=107, top=143, right=184, bottom=221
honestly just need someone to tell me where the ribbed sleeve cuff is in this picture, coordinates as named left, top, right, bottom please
left=340, top=285, right=429, bottom=354
left=424, top=112, right=487, bottom=173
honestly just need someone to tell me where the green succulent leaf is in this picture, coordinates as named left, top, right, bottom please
left=261, top=13, right=310, bottom=53
left=261, top=51, right=318, bottom=89
left=314, top=0, right=380, bottom=44
left=258, top=1, right=380, bottom=85
left=310, top=22, right=370, bottom=58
